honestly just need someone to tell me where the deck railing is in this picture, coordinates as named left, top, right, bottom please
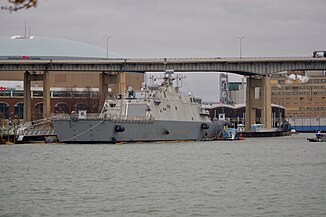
left=51, top=113, right=154, bottom=124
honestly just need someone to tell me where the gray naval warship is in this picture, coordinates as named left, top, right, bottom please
left=51, top=70, right=226, bottom=143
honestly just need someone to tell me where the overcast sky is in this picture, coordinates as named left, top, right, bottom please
left=1, top=0, right=326, bottom=101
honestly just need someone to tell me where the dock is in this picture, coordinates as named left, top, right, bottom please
left=240, top=130, right=290, bottom=137
left=1, top=118, right=58, bottom=144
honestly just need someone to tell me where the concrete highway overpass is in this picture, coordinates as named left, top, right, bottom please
left=1, top=56, right=326, bottom=130
left=1, top=57, right=326, bottom=76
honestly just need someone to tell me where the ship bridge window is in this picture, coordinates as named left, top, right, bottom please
left=109, top=103, right=116, bottom=108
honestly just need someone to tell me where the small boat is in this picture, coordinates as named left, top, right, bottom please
left=307, top=131, right=326, bottom=142
left=216, top=127, right=245, bottom=141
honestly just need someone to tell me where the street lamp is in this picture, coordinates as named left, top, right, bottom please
left=103, top=36, right=112, bottom=59
left=237, top=36, right=244, bottom=58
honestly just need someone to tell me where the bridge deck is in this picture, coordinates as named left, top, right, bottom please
left=1, top=57, right=326, bottom=75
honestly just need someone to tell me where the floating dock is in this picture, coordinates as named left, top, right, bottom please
left=239, top=130, right=290, bottom=137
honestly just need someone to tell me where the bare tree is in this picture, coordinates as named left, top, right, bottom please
left=83, top=86, right=99, bottom=112
left=1, top=0, right=37, bottom=12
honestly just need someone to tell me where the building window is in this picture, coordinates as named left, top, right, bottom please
left=14, top=103, right=24, bottom=119
left=32, top=91, right=43, bottom=97
left=75, top=103, right=89, bottom=112
left=0, top=102, right=9, bottom=119
left=0, top=90, right=11, bottom=97
left=12, top=90, right=24, bottom=97
left=55, top=102, right=69, bottom=114
left=35, top=103, right=44, bottom=119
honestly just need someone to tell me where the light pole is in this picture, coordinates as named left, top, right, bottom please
left=237, top=36, right=244, bottom=58
left=103, top=36, right=112, bottom=59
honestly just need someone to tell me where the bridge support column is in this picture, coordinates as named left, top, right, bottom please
left=261, top=76, right=272, bottom=129
left=43, top=70, right=51, bottom=118
left=99, top=72, right=126, bottom=111
left=118, top=72, right=126, bottom=95
left=23, top=71, right=51, bottom=121
left=23, top=71, right=32, bottom=122
left=245, top=77, right=257, bottom=131
left=245, top=76, right=272, bottom=131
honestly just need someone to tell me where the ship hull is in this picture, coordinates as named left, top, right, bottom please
left=52, top=118, right=224, bottom=143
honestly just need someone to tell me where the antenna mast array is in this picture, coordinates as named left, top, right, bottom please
left=219, top=73, right=231, bottom=104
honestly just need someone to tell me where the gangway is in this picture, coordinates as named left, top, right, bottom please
left=16, top=117, right=57, bottom=143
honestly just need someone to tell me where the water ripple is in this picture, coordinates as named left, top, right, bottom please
left=0, top=134, right=326, bottom=216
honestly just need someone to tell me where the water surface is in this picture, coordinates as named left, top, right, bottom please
left=1, top=133, right=325, bottom=217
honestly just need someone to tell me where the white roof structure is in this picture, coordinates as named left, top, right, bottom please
left=0, top=35, right=122, bottom=59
